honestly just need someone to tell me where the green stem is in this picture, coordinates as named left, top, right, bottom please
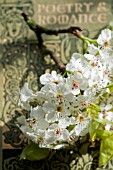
left=81, top=35, right=97, bottom=45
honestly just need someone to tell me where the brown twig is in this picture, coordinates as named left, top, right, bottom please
left=45, top=49, right=66, bottom=72
left=21, top=12, right=82, bottom=72
left=22, top=12, right=82, bottom=45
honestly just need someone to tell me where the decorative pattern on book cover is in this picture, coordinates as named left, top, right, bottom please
left=0, top=0, right=113, bottom=169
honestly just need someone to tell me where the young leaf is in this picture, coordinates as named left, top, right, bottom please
left=20, top=143, right=50, bottom=161
left=87, top=104, right=100, bottom=119
left=89, top=120, right=100, bottom=141
left=99, top=134, right=113, bottom=167
left=95, top=118, right=113, bottom=125
left=106, top=84, right=113, bottom=93
left=96, top=129, right=113, bottom=139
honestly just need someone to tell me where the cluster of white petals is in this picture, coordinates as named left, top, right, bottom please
left=18, top=29, right=113, bottom=149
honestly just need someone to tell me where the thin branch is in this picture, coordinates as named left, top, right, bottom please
left=45, top=49, right=66, bottom=72
left=21, top=12, right=83, bottom=72
left=22, top=12, right=82, bottom=45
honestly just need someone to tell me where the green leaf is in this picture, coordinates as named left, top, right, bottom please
left=99, top=134, right=113, bottom=167
left=66, top=70, right=74, bottom=75
left=102, top=92, right=109, bottom=98
left=96, top=129, right=113, bottom=139
left=95, top=118, right=113, bottom=125
left=87, top=104, right=100, bottom=119
left=91, top=103, right=100, bottom=112
left=106, top=84, right=113, bottom=92
left=20, top=143, right=50, bottom=161
left=89, top=120, right=100, bottom=141
left=68, top=125, right=75, bottom=131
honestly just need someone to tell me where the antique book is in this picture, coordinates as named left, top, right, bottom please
left=0, top=0, right=113, bottom=169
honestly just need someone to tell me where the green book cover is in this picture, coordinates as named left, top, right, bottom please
left=0, top=0, right=113, bottom=169
left=33, top=0, right=112, bottom=36
left=31, top=0, right=113, bottom=63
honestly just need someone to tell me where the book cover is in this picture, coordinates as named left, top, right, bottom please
left=0, top=0, right=113, bottom=169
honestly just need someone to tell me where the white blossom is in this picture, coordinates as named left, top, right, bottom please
left=20, top=83, right=36, bottom=102
left=18, top=28, right=113, bottom=150
left=40, top=71, right=64, bottom=85
left=97, top=29, right=112, bottom=47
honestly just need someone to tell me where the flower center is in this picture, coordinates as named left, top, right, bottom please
left=57, top=106, right=63, bottom=112
left=27, top=118, right=36, bottom=127
left=57, top=93, right=63, bottom=99
left=53, top=80, right=58, bottom=84
left=72, top=81, right=79, bottom=89
left=104, top=70, right=109, bottom=75
left=37, top=136, right=43, bottom=142
left=55, top=129, right=62, bottom=135
left=102, top=110, right=108, bottom=118
left=90, top=60, right=98, bottom=67
left=81, top=102, right=86, bottom=107
left=78, top=115, right=84, bottom=122
left=104, top=41, right=109, bottom=47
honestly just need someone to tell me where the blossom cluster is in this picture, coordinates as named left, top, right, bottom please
left=18, top=28, right=113, bottom=149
